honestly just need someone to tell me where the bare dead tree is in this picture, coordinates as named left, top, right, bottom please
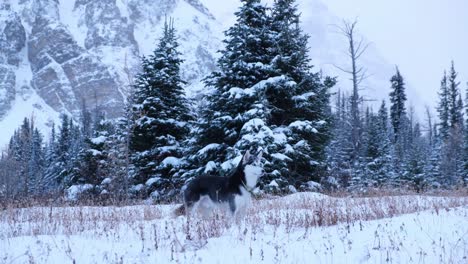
left=332, top=19, right=370, bottom=162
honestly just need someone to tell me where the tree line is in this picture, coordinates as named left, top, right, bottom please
left=0, top=0, right=466, bottom=201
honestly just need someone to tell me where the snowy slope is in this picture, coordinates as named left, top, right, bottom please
left=1, top=193, right=467, bottom=263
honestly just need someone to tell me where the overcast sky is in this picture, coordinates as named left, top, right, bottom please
left=325, top=0, right=468, bottom=113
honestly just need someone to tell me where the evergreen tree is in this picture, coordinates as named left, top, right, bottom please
left=266, top=0, right=335, bottom=189
left=129, top=19, right=191, bottom=200
left=29, top=128, right=45, bottom=195
left=70, top=112, right=114, bottom=197
left=43, top=123, right=60, bottom=193
left=192, top=0, right=334, bottom=193
left=389, top=67, right=407, bottom=141
left=405, top=123, right=427, bottom=192
left=439, top=62, right=464, bottom=187
left=437, top=71, right=450, bottom=140
left=190, top=0, right=274, bottom=181
left=424, top=111, right=442, bottom=188
left=425, top=136, right=443, bottom=188
left=372, top=101, right=392, bottom=187
left=1, top=118, right=45, bottom=197
left=447, top=61, right=463, bottom=128
left=327, top=92, right=353, bottom=188
left=463, top=84, right=468, bottom=186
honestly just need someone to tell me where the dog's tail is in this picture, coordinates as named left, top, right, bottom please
left=173, top=204, right=185, bottom=217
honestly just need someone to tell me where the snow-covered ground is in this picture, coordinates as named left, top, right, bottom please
left=1, top=193, right=467, bottom=263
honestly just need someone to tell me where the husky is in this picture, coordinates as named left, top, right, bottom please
left=175, top=149, right=263, bottom=219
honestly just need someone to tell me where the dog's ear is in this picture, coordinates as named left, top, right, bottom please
left=242, top=150, right=251, bottom=165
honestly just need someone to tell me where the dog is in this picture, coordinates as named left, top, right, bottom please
left=175, top=149, right=263, bottom=219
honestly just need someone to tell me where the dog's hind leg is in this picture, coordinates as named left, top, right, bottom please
left=197, top=196, right=215, bottom=219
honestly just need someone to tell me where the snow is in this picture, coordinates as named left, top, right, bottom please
left=197, top=143, right=220, bottom=155
left=0, top=88, right=61, bottom=151
left=268, top=179, right=279, bottom=187
left=1, top=194, right=466, bottom=263
left=91, top=135, right=107, bottom=144
left=240, top=118, right=265, bottom=132
left=221, top=155, right=242, bottom=171
left=66, top=184, right=94, bottom=201
left=145, top=177, right=160, bottom=186
left=292, top=91, right=315, bottom=101
left=272, top=131, right=287, bottom=144
left=162, top=156, right=182, bottom=167
left=289, top=120, right=318, bottom=133
left=227, top=87, right=255, bottom=99
left=271, top=153, right=292, bottom=161
left=307, top=180, right=322, bottom=191
left=101, top=178, right=112, bottom=185
left=131, top=184, right=145, bottom=192
left=204, top=160, right=217, bottom=173
left=0, top=31, right=61, bottom=150
left=89, top=149, right=102, bottom=156
left=59, top=0, right=87, bottom=48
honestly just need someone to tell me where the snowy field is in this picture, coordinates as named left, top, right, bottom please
left=1, top=193, right=467, bottom=263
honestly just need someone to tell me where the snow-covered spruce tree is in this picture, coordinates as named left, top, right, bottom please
left=362, top=102, right=392, bottom=189
left=448, top=61, right=463, bottom=129
left=437, top=71, right=450, bottom=140
left=129, top=20, right=191, bottom=200
left=264, top=0, right=335, bottom=190
left=68, top=111, right=115, bottom=199
left=388, top=67, right=413, bottom=188
left=7, top=118, right=44, bottom=197
left=45, top=114, right=84, bottom=192
left=16, top=118, right=32, bottom=195
left=389, top=67, right=407, bottom=142
left=463, top=84, right=468, bottom=186
left=29, top=127, right=45, bottom=195
left=2, top=118, right=45, bottom=197
left=42, top=124, right=60, bottom=193
left=326, top=92, right=353, bottom=189
left=105, top=116, right=133, bottom=200
left=188, top=0, right=276, bottom=184
left=405, top=122, right=428, bottom=192
left=423, top=110, right=443, bottom=188
left=191, top=0, right=334, bottom=193
left=438, top=62, right=464, bottom=187
left=349, top=107, right=372, bottom=191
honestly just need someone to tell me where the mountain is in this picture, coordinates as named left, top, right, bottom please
left=0, top=0, right=222, bottom=149
left=0, top=0, right=403, bottom=149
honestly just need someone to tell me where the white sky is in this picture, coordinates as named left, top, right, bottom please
left=324, top=0, right=468, bottom=113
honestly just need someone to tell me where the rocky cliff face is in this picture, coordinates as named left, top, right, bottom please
left=0, top=3, right=25, bottom=118
left=0, top=0, right=220, bottom=138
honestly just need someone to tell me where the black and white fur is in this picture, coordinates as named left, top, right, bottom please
left=179, top=150, right=263, bottom=218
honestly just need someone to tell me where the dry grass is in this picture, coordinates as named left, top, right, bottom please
left=1, top=192, right=466, bottom=240
left=247, top=194, right=468, bottom=230
left=1, top=191, right=467, bottom=263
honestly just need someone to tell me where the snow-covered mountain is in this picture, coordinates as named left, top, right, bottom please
left=0, top=0, right=404, bottom=149
left=0, top=0, right=221, bottom=149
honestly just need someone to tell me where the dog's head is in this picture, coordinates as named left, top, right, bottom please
left=241, top=149, right=264, bottom=186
